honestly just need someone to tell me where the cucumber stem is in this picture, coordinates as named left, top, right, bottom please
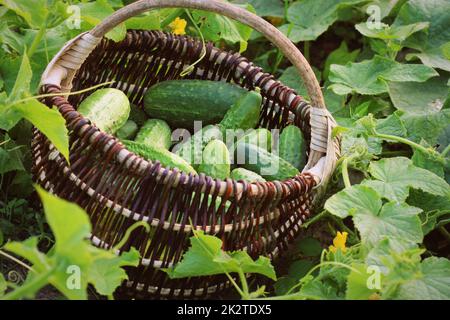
left=27, top=25, right=46, bottom=59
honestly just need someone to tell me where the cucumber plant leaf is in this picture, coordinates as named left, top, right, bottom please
left=323, top=41, right=360, bottom=80
left=3, top=186, right=139, bottom=299
left=345, top=263, right=379, bottom=300
left=388, top=76, right=449, bottom=115
left=354, top=201, right=423, bottom=248
left=362, top=157, right=450, bottom=203
left=281, top=0, right=368, bottom=42
left=325, top=185, right=423, bottom=247
left=384, top=256, right=450, bottom=300
left=393, top=0, right=450, bottom=71
left=165, top=230, right=276, bottom=280
left=329, top=55, right=438, bottom=95
left=400, top=109, right=450, bottom=144
left=355, top=22, right=428, bottom=41
left=14, top=100, right=69, bottom=163
left=76, top=0, right=126, bottom=42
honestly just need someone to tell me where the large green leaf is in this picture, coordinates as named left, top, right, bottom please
left=366, top=237, right=418, bottom=274
left=78, top=0, right=126, bottom=42
left=0, top=0, right=48, bottom=28
left=393, top=0, right=450, bottom=71
left=329, top=55, right=438, bottom=95
left=0, top=53, right=30, bottom=130
left=325, top=185, right=382, bottom=219
left=323, top=41, right=360, bottom=80
left=282, top=0, right=368, bottom=42
left=232, top=0, right=284, bottom=18
left=4, top=186, right=139, bottom=300
left=355, top=22, right=428, bottom=41
left=388, top=76, right=449, bottom=114
left=326, top=184, right=423, bottom=247
left=166, top=231, right=276, bottom=280
left=363, top=157, right=450, bottom=203
left=388, top=257, right=450, bottom=300
left=14, top=99, right=69, bottom=163
left=400, top=109, right=450, bottom=144
left=345, top=263, right=379, bottom=300
left=193, top=5, right=254, bottom=53
left=87, top=248, right=140, bottom=296
left=353, top=202, right=423, bottom=247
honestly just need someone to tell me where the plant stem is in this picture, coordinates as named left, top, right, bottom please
left=2, top=267, right=55, bottom=300
left=301, top=210, right=328, bottom=229
left=237, top=270, right=249, bottom=300
left=441, top=144, right=450, bottom=157
left=0, top=250, right=33, bottom=272
left=160, top=8, right=184, bottom=28
left=375, top=132, right=444, bottom=164
left=341, top=157, right=352, bottom=188
left=27, top=26, right=46, bottom=59
left=304, top=41, right=310, bottom=62
left=328, top=215, right=358, bottom=242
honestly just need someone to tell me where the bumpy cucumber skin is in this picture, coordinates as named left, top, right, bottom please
left=135, top=119, right=172, bottom=149
left=236, top=142, right=299, bottom=181
left=219, top=90, right=262, bottom=131
left=174, top=125, right=223, bottom=169
left=144, top=80, right=248, bottom=129
left=198, top=140, right=230, bottom=180
left=279, top=125, right=306, bottom=170
left=231, top=168, right=266, bottom=182
left=123, top=140, right=196, bottom=174
left=78, top=88, right=130, bottom=134
left=129, top=104, right=148, bottom=126
left=116, top=120, right=138, bottom=140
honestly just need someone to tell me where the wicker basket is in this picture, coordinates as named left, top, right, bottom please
left=33, top=0, right=340, bottom=299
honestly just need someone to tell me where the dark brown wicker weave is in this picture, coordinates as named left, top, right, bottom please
left=34, top=0, right=340, bottom=299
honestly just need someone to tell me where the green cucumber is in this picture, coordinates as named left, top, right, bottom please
left=116, top=120, right=138, bottom=140
left=123, top=140, right=196, bottom=174
left=129, top=104, right=148, bottom=126
left=78, top=88, right=130, bottom=134
left=174, top=125, right=223, bottom=168
left=144, top=80, right=248, bottom=129
left=230, top=168, right=266, bottom=183
left=232, top=128, right=272, bottom=152
left=219, top=89, right=262, bottom=131
left=236, top=142, right=299, bottom=181
left=278, top=125, right=307, bottom=170
left=135, top=119, right=172, bottom=149
left=198, top=140, right=230, bottom=180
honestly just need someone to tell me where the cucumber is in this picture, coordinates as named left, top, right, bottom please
left=219, top=89, right=262, bottom=131
left=129, top=104, right=148, bottom=126
left=174, top=125, right=223, bottom=168
left=236, top=142, right=299, bottom=181
left=198, top=140, right=230, bottom=180
left=123, top=140, right=196, bottom=174
left=78, top=88, right=130, bottom=134
left=278, top=125, right=307, bottom=170
left=144, top=80, right=248, bottom=129
left=232, top=128, right=272, bottom=152
left=231, top=168, right=266, bottom=183
left=116, top=120, right=138, bottom=140
left=135, top=119, right=172, bottom=149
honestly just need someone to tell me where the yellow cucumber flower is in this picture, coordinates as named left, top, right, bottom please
left=329, top=231, right=348, bottom=253
left=169, top=17, right=187, bottom=35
